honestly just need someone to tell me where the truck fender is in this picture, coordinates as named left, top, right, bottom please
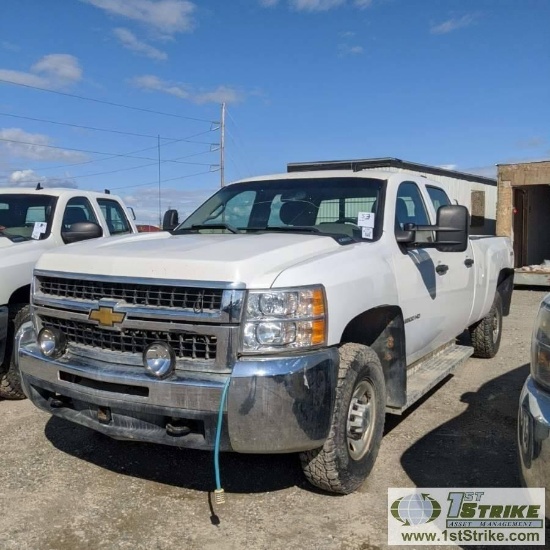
left=340, top=305, right=406, bottom=409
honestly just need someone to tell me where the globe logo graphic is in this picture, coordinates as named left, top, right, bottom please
left=391, top=493, right=441, bottom=526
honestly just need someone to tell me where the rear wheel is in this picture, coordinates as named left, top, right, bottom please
left=469, top=293, right=503, bottom=359
left=300, top=343, right=386, bottom=494
left=0, top=304, right=30, bottom=400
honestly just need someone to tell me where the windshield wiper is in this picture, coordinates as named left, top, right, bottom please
left=246, top=225, right=322, bottom=234
left=175, top=223, right=240, bottom=234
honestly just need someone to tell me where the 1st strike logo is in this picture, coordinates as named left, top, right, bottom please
left=88, top=307, right=125, bottom=327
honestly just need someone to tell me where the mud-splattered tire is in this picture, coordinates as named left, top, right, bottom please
left=300, top=343, right=386, bottom=494
left=469, top=293, right=503, bottom=359
left=0, top=304, right=29, bottom=400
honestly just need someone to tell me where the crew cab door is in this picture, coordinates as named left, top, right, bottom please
left=425, top=186, right=476, bottom=337
left=392, top=181, right=447, bottom=364
left=392, top=181, right=475, bottom=365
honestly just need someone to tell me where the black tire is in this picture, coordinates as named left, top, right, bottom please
left=469, top=293, right=503, bottom=359
left=0, top=304, right=30, bottom=400
left=299, top=343, right=386, bottom=494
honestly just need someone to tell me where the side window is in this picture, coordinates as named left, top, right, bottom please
left=62, top=197, right=98, bottom=230
left=426, top=186, right=451, bottom=212
left=97, top=199, right=131, bottom=235
left=206, top=190, right=256, bottom=228
left=396, top=182, right=432, bottom=242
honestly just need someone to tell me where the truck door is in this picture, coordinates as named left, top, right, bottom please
left=392, top=181, right=447, bottom=364
left=425, top=185, right=476, bottom=341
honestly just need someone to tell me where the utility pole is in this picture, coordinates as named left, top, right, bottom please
left=220, top=102, right=226, bottom=187
left=157, top=134, right=161, bottom=227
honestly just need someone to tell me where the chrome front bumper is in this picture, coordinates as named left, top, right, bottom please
left=518, top=376, right=550, bottom=511
left=0, top=306, right=8, bottom=365
left=18, top=322, right=338, bottom=453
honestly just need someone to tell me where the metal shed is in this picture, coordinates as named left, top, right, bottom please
left=497, top=160, right=550, bottom=285
left=288, top=157, right=497, bottom=235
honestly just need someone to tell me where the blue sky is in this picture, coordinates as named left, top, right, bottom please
left=0, top=0, right=548, bottom=224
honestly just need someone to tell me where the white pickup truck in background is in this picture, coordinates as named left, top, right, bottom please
left=0, top=187, right=138, bottom=399
left=17, top=164, right=514, bottom=493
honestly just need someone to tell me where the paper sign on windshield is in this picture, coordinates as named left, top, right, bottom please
left=32, top=222, right=47, bottom=240
left=357, top=212, right=375, bottom=228
left=362, top=227, right=373, bottom=239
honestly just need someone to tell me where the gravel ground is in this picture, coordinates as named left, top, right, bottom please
left=0, top=288, right=547, bottom=550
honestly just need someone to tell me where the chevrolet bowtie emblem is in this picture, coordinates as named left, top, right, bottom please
left=88, top=307, right=125, bottom=327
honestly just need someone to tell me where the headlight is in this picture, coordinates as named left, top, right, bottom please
left=531, top=297, right=550, bottom=391
left=242, top=286, right=326, bottom=353
left=37, top=327, right=67, bottom=359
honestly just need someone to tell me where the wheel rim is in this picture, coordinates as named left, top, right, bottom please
left=492, top=310, right=500, bottom=342
left=346, top=379, right=376, bottom=461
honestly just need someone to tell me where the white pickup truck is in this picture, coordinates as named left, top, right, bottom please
left=17, top=167, right=514, bottom=494
left=0, top=187, right=137, bottom=399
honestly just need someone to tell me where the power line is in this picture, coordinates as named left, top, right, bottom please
left=0, top=78, right=218, bottom=124
left=109, top=167, right=220, bottom=191
left=14, top=129, right=218, bottom=173
left=0, top=136, right=215, bottom=166
left=0, top=148, right=217, bottom=184
left=0, top=111, right=200, bottom=141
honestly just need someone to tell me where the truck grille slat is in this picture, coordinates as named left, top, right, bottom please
left=38, top=276, right=224, bottom=312
left=41, top=316, right=217, bottom=361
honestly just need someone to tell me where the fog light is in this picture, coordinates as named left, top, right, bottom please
left=143, top=342, right=175, bottom=379
left=37, top=327, right=66, bottom=359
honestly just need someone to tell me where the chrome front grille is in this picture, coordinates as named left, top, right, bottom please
left=33, top=271, right=246, bottom=373
left=38, top=276, right=224, bottom=312
left=41, top=316, right=218, bottom=360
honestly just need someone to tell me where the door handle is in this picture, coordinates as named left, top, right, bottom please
left=464, top=259, right=474, bottom=267
left=436, top=264, right=449, bottom=275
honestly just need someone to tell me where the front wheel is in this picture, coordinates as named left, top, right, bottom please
left=469, top=293, right=503, bottom=359
left=299, top=343, right=386, bottom=494
left=0, top=304, right=30, bottom=400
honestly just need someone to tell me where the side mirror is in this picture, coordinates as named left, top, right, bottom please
left=395, top=205, right=469, bottom=252
left=61, top=222, right=103, bottom=244
left=162, top=209, right=179, bottom=231
left=434, top=205, right=469, bottom=252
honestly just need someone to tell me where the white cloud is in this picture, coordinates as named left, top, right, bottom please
left=354, top=0, right=372, bottom=8
left=338, top=44, right=364, bottom=56
left=0, top=128, right=88, bottom=162
left=430, top=14, right=478, bottom=35
left=122, top=186, right=216, bottom=224
left=83, top=0, right=196, bottom=36
left=131, top=75, right=244, bottom=104
left=291, top=0, right=345, bottom=11
left=0, top=54, right=82, bottom=90
left=3, top=169, right=77, bottom=189
left=1, top=41, right=20, bottom=52
left=260, top=0, right=374, bottom=11
left=113, top=28, right=167, bottom=60
left=517, top=137, right=546, bottom=149
left=437, top=164, right=458, bottom=171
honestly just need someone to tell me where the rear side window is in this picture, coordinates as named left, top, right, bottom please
left=97, top=199, right=131, bottom=235
left=426, top=186, right=451, bottom=212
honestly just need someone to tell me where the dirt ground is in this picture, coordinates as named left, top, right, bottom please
left=0, top=289, right=548, bottom=550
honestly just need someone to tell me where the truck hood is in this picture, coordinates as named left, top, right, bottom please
left=35, top=231, right=345, bottom=288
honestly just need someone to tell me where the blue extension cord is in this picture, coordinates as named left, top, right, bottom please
left=214, top=377, right=231, bottom=502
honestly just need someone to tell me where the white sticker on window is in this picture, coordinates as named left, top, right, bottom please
left=362, top=227, right=373, bottom=239
left=31, top=222, right=47, bottom=240
left=357, top=212, right=375, bottom=228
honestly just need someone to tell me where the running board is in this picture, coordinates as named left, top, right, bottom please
left=387, top=344, right=474, bottom=414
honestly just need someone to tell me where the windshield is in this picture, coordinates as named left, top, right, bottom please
left=176, top=177, right=384, bottom=241
left=0, top=194, right=57, bottom=242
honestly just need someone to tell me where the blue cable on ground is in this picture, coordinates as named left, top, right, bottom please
left=214, top=377, right=231, bottom=503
